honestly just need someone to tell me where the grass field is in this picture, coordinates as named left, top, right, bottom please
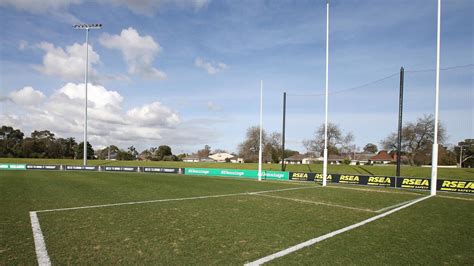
left=1, top=158, right=474, bottom=180
left=1, top=170, right=473, bottom=264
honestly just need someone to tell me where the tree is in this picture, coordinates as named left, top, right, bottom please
left=303, top=122, right=354, bottom=156
left=57, top=137, right=77, bottom=158
left=454, top=139, right=474, bottom=168
left=31, top=130, right=55, bottom=140
left=363, top=143, right=378, bottom=153
left=76, top=142, right=94, bottom=159
left=212, top=149, right=228, bottom=154
left=139, top=149, right=153, bottom=161
left=238, top=126, right=268, bottom=163
left=381, top=114, right=445, bottom=166
left=97, top=145, right=120, bottom=160
left=0, top=126, right=24, bottom=157
left=155, top=145, right=172, bottom=161
left=197, top=145, right=211, bottom=158
left=127, top=146, right=138, bottom=160
left=265, top=132, right=282, bottom=163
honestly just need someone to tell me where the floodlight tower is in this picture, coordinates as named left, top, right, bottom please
left=322, top=0, right=330, bottom=187
left=73, top=23, right=102, bottom=166
left=431, top=0, right=441, bottom=196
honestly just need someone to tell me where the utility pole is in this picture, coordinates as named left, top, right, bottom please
left=281, top=92, right=286, bottom=171
left=396, top=67, right=404, bottom=177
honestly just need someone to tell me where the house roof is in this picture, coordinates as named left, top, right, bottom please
left=183, top=154, right=200, bottom=160
left=209, top=153, right=234, bottom=160
left=354, top=152, right=375, bottom=161
left=285, top=154, right=305, bottom=161
left=370, top=151, right=393, bottom=161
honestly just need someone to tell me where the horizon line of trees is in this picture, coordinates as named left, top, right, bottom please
left=236, top=114, right=472, bottom=167
left=2, top=115, right=472, bottom=168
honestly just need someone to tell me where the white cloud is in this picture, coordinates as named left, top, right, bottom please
left=195, top=58, right=228, bottom=75
left=34, top=42, right=100, bottom=81
left=8, top=86, right=45, bottom=106
left=127, top=102, right=180, bottom=127
left=99, top=27, right=166, bottom=80
left=1, top=83, right=218, bottom=150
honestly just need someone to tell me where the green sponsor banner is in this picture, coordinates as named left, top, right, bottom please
left=0, top=164, right=27, bottom=170
left=185, top=168, right=289, bottom=180
left=263, top=170, right=289, bottom=180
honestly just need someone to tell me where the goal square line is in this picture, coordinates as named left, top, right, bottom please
left=29, top=184, right=423, bottom=265
left=29, top=185, right=320, bottom=265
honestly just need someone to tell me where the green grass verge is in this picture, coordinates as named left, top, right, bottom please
left=1, top=158, right=473, bottom=180
left=1, top=170, right=472, bottom=264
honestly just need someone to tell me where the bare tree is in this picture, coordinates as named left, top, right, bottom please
left=238, top=126, right=268, bottom=163
left=381, top=114, right=445, bottom=166
left=303, top=122, right=354, bottom=156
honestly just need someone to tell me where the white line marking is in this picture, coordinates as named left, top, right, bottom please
left=30, top=212, right=51, bottom=266
left=253, top=193, right=375, bottom=213
left=438, top=195, right=474, bottom=201
left=326, top=185, right=423, bottom=196
left=374, top=198, right=420, bottom=213
left=35, top=186, right=320, bottom=213
left=244, top=195, right=432, bottom=266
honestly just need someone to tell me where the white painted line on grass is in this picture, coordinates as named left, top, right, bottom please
left=244, top=195, right=433, bottom=266
left=326, top=185, right=423, bottom=196
left=374, top=197, right=420, bottom=213
left=30, top=211, right=51, bottom=266
left=253, top=193, right=375, bottom=213
left=438, top=195, right=474, bottom=201
left=34, top=186, right=320, bottom=213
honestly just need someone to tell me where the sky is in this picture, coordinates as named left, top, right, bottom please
left=0, top=0, right=473, bottom=155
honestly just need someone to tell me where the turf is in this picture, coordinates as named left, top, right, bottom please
left=1, top=158, right=473, bottom=180
left=1, top=170, right=473, bottom=264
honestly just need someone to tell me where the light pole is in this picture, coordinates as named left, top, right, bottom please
left=73, top=23, right=102, bottom=166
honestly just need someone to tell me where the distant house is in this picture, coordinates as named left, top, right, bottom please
left=284, top=154, right=305, bottom=164
left=200, top=157, right=216, bottom=163
left=182, top=154, right=201, bottom=162
left=349, top=152, right=375, bottom=165
left=302, top=156, right=322, bottom=164
left=209, top=152, right=234, bottom=162
left=370, top=151, right=393, bottom=164
left=328, top=154, right=345, bottom=165
left=229, top=156, right=244, bottom=163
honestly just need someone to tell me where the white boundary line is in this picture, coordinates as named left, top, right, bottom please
left=438, top=195, right=474, bottom=201
left=326, top=184, right=424, bottom=196
left=29, top=185, right=319, bottom=265
left=374, top=197, right=420, bottom=213
left=35, top=186, right=320, bottom=213
left=29, top=211, right=51, bottom=266
left=244, top=195, right=433, bottom=266
left=253, top=193, right=376, bottom=213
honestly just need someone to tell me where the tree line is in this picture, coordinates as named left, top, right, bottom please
left=1, top=115, right=472, bottom=167
left=236, top=114, right=472, bottom=167
left=0, top=126, right=182, bottom=161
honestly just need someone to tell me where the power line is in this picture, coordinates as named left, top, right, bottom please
left=287, top=63, right=474, bottom=97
